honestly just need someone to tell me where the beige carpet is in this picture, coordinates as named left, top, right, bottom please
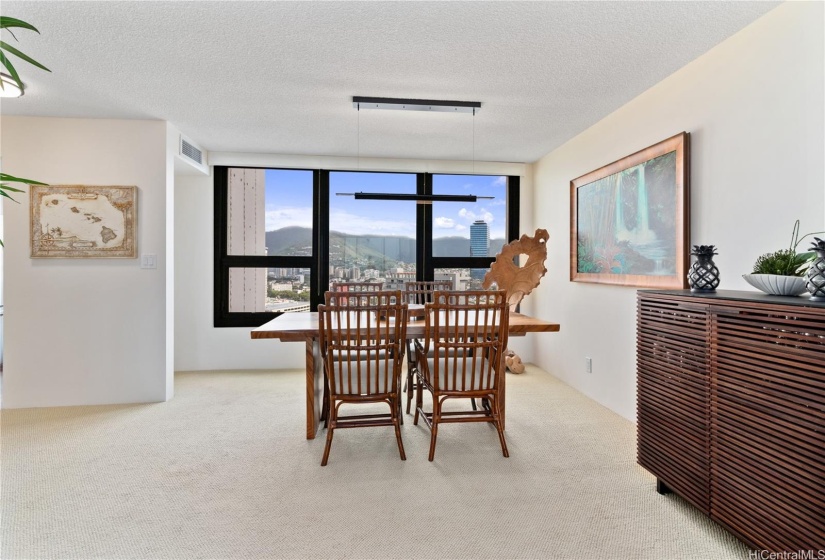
left=1, top=366, right=748, bottom=560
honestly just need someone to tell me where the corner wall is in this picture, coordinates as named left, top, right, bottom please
left=1, top=116, right=172, bottom=408
left=531, top=2, right=825, bottom=421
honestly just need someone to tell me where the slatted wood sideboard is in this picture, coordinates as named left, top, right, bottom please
left=637, top=290, right=825, bottom=553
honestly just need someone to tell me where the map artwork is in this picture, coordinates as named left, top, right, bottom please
left=30, top=185, right=137, bottom=258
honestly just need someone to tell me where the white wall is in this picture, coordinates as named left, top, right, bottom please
left=531, top=2, right=825, bottom=421
left=174, top=155, right=535, bottom=371
left=1, top=116, right=172, bottom=408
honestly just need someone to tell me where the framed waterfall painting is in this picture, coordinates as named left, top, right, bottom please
left=570, top=132, right=689, bottom=288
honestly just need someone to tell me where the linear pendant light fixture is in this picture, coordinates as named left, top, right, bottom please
left=337, top=192, right=492, bottom=203
left=352, top=96, right=481, bottom=114
left=341, top=96, right=486, bottom=204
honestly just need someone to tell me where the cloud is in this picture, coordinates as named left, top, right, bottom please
left=458, top=208, right=495, bottom=223
left=265, top=206, right=314, bottom=231
left=492, top=176, right=506, bottom=187
left=329, top=209, right=416, bottom=237
left=265, top=205, right=416, bottom=237
left=434, top=217, right=456, bottom=229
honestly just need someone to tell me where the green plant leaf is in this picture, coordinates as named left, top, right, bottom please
left=0, top=173, right=47, bottom=185
left=0, top=17, right=40, bottom=33
left=0, top=189, right=21, bottom=203
left=0, top=184, right=26, bottom=193
left=0, top=51, right=23, bottom=90
left=0, top=40, right=50, bottom=71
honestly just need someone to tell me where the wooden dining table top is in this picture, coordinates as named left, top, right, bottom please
left=251, top=310, right=560, bottom=341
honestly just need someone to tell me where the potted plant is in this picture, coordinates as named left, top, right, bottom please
left=0, top=16, right=51, bottom=246
left=743, top=220, right=825, bottom=296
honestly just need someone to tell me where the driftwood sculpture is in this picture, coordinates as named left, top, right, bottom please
left=482, top=228, right=549, bottom=373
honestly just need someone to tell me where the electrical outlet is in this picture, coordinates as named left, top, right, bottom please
left=585, top=357, right=592, bottom=373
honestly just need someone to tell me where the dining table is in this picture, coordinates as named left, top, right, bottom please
left=251, top=309, right=560, bottom=439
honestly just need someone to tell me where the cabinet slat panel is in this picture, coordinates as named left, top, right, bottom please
left=713, top=476, right=823, bottom=546
left=712, top=303, right=825, bottom=553
left=637, top=295, right=710, bottom=513
left=714, top=380, right=824, bottom=434
left=711, top=448, right=825, bottom=528
left=713, top=406, right=825, bottom=466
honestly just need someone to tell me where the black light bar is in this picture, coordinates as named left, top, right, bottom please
left=336, top=193, right=495, bottom=203
left=352, top=96, right=481, bottom=114
left=337, top=192, right=493, bottom=203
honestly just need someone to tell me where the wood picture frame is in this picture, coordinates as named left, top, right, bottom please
left=31, top=185, right=137, bottom=258
left=570, top=132, right=689, bottom=288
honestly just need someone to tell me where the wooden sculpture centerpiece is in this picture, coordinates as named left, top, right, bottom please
left=482, top=228, right=549, bottom=373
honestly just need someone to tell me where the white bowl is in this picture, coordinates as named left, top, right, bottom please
left=742, top=274, right=807, bottom=296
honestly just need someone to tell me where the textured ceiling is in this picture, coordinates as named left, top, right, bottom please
left=1, top=1, right=778, bottom=163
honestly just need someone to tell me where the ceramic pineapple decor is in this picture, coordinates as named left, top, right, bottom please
left=688, top=245, right=720, bottom=292
left=804, top=237, right=825, bottom=301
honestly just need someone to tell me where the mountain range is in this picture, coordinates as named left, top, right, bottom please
left=265, top=226, right=505, bottom=263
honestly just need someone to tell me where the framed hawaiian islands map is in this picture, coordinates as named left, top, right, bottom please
left=30, top=185, right=137, bottom=258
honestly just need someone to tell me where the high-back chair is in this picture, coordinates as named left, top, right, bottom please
left=402, top=281, right=453, bottom=414
left=317, top=290, right=408, bottom=466
left=403, top=281, right=454, bottom=305
left=330, top=282, right=383, bottom=293
left=413, top=289, right=510, bottom=461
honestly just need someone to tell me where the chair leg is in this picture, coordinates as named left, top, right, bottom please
left=413, top=375, right=423, bottom=425
left=491, top=397, right=509, bottom=458
left=321, top=401, right=338, bottom=466
left=392, top=398, right=406, bottom=461
left=428, top=396, right=440, bottom=461
left=321, top=376, right=330, bottom=428
left=405, top=368, right=414, bottom=414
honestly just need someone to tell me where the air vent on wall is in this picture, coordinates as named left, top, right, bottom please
left=180, top=137, right=203, bottom=165
left=175, top=133, right=208, bottom=175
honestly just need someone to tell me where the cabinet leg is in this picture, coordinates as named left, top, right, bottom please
left=656, top=479, right=672, bottom=495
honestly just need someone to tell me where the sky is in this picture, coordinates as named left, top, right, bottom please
left=263, top=170, right=507, bottom=239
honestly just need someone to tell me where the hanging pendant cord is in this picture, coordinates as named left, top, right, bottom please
left=357, top=102, right=361, bottom=171
left=472, top=107, right=476, bottom=175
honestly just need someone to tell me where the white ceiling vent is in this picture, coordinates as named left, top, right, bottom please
left=176, top=134, right=208, bottom=175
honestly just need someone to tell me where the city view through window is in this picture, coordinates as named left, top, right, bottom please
left=229, top=169, right=508, bottom=313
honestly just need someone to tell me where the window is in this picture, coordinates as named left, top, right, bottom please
left=214, top=167, right=318, bottom=327
left=429, top=174, right=518, bottom=290
left=215, top=168, right=518, bottom=327
left=327, top=171, right=418, bottom=291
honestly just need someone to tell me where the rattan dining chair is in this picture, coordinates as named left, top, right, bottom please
left=330, top=282, right=384, bottom=292
left=402, top=281, right=453, bottom=414
left=413, top=289, right=510, bottom=461
left=318, top=290, right=408, bottom=466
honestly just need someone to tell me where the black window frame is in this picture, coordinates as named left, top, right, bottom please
left=213, top=166, right=320, bottom=327
left=425, top=173, right=520, bottom=280
left=214, top=166, right=519, bottom=328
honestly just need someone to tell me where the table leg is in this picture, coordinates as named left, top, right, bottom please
left=305, top=338, right=324, bottom=439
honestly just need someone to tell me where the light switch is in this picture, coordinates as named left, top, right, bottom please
left=140, top=254, right=157, bottom=269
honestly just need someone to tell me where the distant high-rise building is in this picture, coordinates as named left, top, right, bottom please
left=470, top=220, right=490, bottom=282
left=470, top=220, right=489, bottom=257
